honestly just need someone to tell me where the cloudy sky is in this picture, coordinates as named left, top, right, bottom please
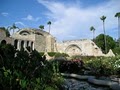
left=0, top=0, right=120, bottom=42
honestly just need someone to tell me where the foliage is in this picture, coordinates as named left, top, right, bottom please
left=100, top=15, right=106, bottom=22
left=54, top=53, right=69, bottom=58
left=39, top=25, right=44, bottom=30
left=113, top=47, right=120, bottom=55
left=0, top=44, right=63, bottom=89
left=90, top=26, right=95, bottom=41
left=47, top=21, right=51, bottom=25
left=39, top=52, right=44, bottom=56
left=84, top=56, right=120, bottom=76
left=57, top=59, right=84, bottom=74
left=94, top=34, right=116, bottom=53
left=115, top=12, right=120, bottom=17
left=48, top=52, right=56, bottom=57
left=7, top=23, right=19, bottom=34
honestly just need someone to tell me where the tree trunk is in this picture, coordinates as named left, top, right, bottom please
left=13, top=29, right=14, bottom=34
left=49, top=25, right=51, bottom=33
left=93, top=30, right=95, bottom=42
left=103, top=21, right=107, bottom=54
left=118, top=17, right=120, bottom=47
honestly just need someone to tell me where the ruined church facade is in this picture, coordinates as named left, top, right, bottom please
left=0, top=28, right=114, bottom=57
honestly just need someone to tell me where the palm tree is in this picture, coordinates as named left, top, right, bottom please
left=115, top=12, right=120, bottom=47
left=39, top=25, right=44, bottom=30
left=90, top=26, right=95, bottom=41
left=8, top=23, right=19, bottom=34
left=100, top=15, right=107, bottom=53
left=47, top=21, right=51, bottom=33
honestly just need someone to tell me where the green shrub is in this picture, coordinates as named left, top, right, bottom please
left=113, top=47, right=120, bottom=55
left=55, top=53, right=69, bottom=58
left=39, top=52, right=44, bottom=56
left=48, top=52, right=56, bottom=57
left=0, top=44, right=63, bottom=89
left=85, top=56, right=120, bottom=76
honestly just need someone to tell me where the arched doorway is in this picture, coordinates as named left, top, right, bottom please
left=65, top=44, right=82, bottom=56
left=21, top=40, right=24, bottom=50
left=1, top=40, right=6, bottom=45
left=27, top=41, right=29, bottom=47
left=31, top=42, right=34, bottom=50
left=14, top=39, right=18, bottom=49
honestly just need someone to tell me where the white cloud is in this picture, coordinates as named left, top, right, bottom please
left=37, top=0, right=120, bottom=41
left=1, top=12, right=8, bottom=16
left=15, top=22, right=26, bottom=27
left=22, top=14, right=40, bottom=21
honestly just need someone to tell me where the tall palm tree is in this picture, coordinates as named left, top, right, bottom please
left=115, top=12, right=120, bottom=47
left=39, top=25, right=44, bottom=30
left=47, top=21, right=51, bottom=33
left=100, top=15, right=107, bottom=53
left=90, top=26, right=95, bottom=41
left=8, top=23, right=19, bottom=34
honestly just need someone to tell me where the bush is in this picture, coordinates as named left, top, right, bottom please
left=54, top=53, right=69, bottom=58
left=57, top=59, right=84, bottom=74
left=0, top=44, right=63, bottom=89
left=85, top=56, right=120, bottom=76
left=48, top=52, right=56, bottom=57
left=39, top=52, right=44, bottom=56
left=113, top=47, right=120, bottom=55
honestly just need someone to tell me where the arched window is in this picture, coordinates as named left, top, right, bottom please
left=65, top=44, right=82, bottom=56
left=21, top=40, right=24, bottom=50
left=19, top=31, right=30, bottom=35
left=1, top=40, right=6, bottom=45
left=14, top=39, right=18, bottom=49
left=31, top=42, right=34, bottom=50
left=27, top=41, right=29, bottom=47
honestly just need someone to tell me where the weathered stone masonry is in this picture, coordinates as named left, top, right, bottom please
left=0, top=28, right=115, bottom=57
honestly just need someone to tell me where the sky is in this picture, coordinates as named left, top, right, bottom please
left=0, top=0, right=120, bottom=42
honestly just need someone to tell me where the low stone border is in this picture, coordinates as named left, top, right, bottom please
left=61, top=73, right=120, bottom=90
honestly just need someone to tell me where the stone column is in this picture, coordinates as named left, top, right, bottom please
left=29, top=41, right=32, bottom=50
left=24, top=41, right=27, bottom=50
left=17, top=40, right=21, bottom=50
left=32, top=42, right=34, bottom=50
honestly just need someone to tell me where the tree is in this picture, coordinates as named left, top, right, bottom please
left=39, top=25, right=44, bottom=30
left=94, top=34, right=116, bottom=53
left=8, top=23, right=19, bottom=34
left=90, top=26, right=95, bottom=41
left=100, top=15, right=107, bottom=53
left=47, top=21, right=51, bottom=33
left=115, top=12, right=120, bottom=47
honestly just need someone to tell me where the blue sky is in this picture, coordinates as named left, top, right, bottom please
left=0, top=0, right=120, bottom=42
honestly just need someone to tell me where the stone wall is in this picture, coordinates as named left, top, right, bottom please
left=0, top=28, right=115, bottom=57
left=11, top=28, right=56, bottom=52
left=56, top=39, right=104, bottom=56
left=35, top=34, right=46, bottom=52
left=45, top=35, right=56, bottom=52
left=0, top=29, right=6, bottom=42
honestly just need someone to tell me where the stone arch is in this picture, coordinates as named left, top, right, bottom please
left=31, top=41, right=34, bottom=50
left=1, top=40, right=6, bottom=45
left=26, top=41, right=29, bottom=47
left=14, top=39, right=18, bottom=49
left=65, top=44, right=82, bottom=56
left=19, top=31, right=30, bottom=35
left=35, top=32, right=44, bottom=36
left=21, top=40, right=24, bottom=50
